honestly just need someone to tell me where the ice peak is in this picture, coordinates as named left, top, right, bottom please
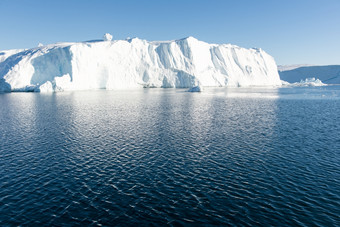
left=178, top=36, right=198, bottom=42
left=103, top=33, right=113, bottom=41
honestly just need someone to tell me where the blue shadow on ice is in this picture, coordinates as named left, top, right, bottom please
left=31, top=47, right=73, bottom=86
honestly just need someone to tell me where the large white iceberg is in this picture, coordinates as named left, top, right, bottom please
left=0, top=36, right=281, bottom=92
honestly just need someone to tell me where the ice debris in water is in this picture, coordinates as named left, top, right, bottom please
left=103, top=33, right=113, bottom=41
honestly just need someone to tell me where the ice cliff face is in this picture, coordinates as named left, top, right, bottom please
left=0, top=37, right=281, bottom=92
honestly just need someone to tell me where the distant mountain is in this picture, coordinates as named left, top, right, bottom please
left=277, top=64, right=315, bottom=72
left=279, top=65, right=340, bottom=84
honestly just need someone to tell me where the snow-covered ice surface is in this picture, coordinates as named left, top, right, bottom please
left=0, top=36, right=281, bottom=92
left=0, top=49, right=26, bottom=63
left=279, top=65, right=340, bottom=84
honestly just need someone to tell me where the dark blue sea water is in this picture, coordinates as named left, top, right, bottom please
left=1, top=86, right=340, bottom=226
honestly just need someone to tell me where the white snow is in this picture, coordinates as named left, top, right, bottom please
left=54, top=74, right=73, bottom=91
left=0, top=36, right=282, bottom=92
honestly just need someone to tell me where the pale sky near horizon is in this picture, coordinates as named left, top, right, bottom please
left=0, top=0, right=339, bottom=65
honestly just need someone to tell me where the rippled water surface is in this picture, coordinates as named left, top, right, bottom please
left=1, top=86, right=340, bottom=226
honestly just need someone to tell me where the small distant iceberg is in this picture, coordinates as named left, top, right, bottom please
left=282, top=78, right=326, bottom=87
left=187, top=85, right=203, bottom=92
left=293, top=78, right=326, bottom=87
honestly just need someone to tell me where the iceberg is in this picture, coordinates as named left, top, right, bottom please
left=281, top=77, right=326, bottom=87
left=0, top=36, right=281, bottom=92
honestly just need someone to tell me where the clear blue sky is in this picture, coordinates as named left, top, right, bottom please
left=0, top=0, right=339, bottom=65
